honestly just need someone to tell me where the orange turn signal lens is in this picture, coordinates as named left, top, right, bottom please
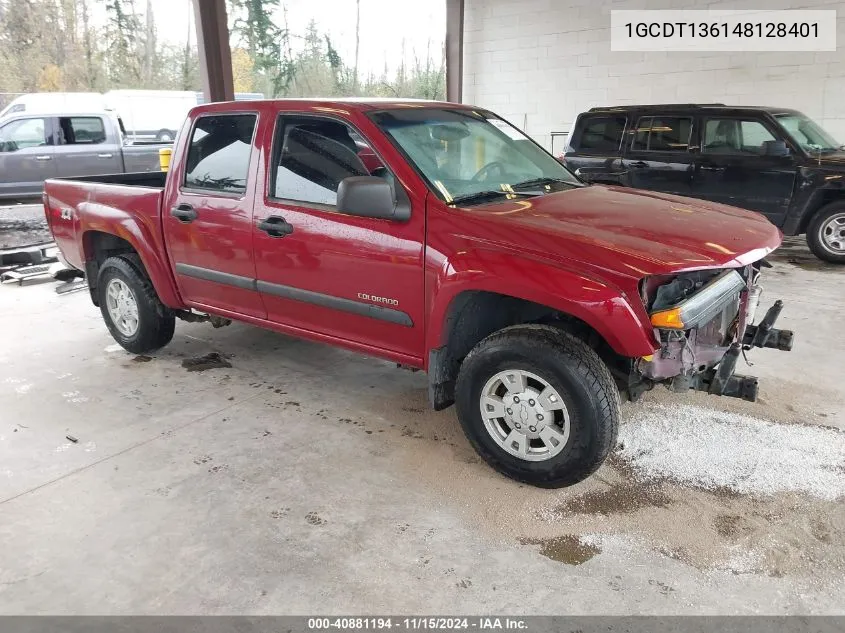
left=650, top=308, right=685, bottom=329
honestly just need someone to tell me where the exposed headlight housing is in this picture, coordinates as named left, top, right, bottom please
left=649, top=270, right=746, bottom=330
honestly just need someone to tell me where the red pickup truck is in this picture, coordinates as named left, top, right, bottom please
left=43, top=99, right=793, bottom=487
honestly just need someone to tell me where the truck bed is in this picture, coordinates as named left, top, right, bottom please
left=43, top=173, right=167, bottom=273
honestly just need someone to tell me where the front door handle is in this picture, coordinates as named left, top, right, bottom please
left=258, top=216, right=294, bottom=238
left=97, top=153, right=114, bottom=158
left=35, top=155, right=52, bottom=161
left=628, top=161, right=648, bottom=169
left=170, top=203, right=198, bottom=223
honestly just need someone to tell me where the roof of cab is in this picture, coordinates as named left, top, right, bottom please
left=190, top=97, right=473, bottom=115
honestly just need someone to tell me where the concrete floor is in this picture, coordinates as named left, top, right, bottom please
left=0, top=238, right=843, bottom=615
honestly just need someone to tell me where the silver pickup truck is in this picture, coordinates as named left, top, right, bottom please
left=0, top=111, right=169, bottom=199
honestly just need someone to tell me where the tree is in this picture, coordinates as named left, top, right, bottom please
left=104, top=0, right=142, bottom=86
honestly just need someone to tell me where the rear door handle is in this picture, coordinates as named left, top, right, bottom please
left=627, top=161, right=648, bottom=169
left=97, top=153, right=114, bottom=158
left=699, top=165, right=724, bottom=172
left=35, top=155, right=51, bottom=161
left=170, top=203, right=198, bottom=223
left=258, top=216, right=294, bottom=238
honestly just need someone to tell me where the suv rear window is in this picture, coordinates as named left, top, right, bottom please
left=632, top=116, right=692, bottom=152
left=573, top=116, right=627, bottom=152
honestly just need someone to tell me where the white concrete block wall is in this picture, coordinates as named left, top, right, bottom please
left=463, top=0, right=845, bottom=151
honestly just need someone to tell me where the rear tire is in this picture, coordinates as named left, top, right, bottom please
left=97, top=255, right=175, bottom=354
left=806, top=201, right=845, bottom=264
left=455, top=325, right=620, bottom=488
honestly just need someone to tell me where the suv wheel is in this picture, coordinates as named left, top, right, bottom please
left=455, top=325, right=620, bottom=488
left=807, top=201, right=845, bottom=264
left=97, top=255, right=176, bottom=353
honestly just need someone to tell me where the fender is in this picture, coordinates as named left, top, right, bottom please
left=426, top=250, right=659, bottom=360
left=782, top=171, right=845, bottom=236
left=78, top=185, right=183, bottom=309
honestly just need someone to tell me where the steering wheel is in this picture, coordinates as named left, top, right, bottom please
left=471, top=161, right=507, bottom=182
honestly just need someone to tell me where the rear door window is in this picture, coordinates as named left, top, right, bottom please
left=573, top=116, right=627, bottom=152
left=632, top=116, right=692, bottom=152
left=183, top=114, right=257, bottom=195
left=58, top=117, right=106, bottom=144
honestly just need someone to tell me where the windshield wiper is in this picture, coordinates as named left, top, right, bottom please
left=511, top=177, right=571, bottom=190
left=448, top=190, right=533, bottom=206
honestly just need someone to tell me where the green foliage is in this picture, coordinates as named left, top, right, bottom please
left=0, top=0, right=445, bottom=102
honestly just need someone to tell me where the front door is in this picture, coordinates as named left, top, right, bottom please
left=252, top=114, right=425, bottom=359
left=162, top=112, right=266, bottom=318
left=0, top=116, right=56, bottom=198
left=53, top=116, right=123, bottom=177
left=622, top=114, right=695, bottom=197
left=692, top=116, right=797, bottom=225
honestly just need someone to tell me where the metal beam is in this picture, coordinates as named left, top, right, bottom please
left=445, top=0, right=464, bottom=103
left=192, top=0, right=234, bottom=102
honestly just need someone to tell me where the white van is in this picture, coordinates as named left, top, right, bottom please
left=0, top=93, right=107, bottom=119
left=104, top=90, right=198, bottom=142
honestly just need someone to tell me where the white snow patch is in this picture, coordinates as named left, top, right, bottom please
left=618, top=403, right=845, bottom=500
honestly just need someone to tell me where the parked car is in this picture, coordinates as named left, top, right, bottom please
left=104, top=90, right=198, bottom=142
left=0, top=111, right=168, bottom=199
left=43, top=99, right=793, bottom=487
left=562, top=104, right=845, bottom=263
left=0, top=92, right=106, bottom=119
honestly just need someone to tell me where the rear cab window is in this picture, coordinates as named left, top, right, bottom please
left=570, top=115, right=627, bottom=153
left=631, top=116, right=693, bottom=152
left=183, top=114, right=257, bottom=196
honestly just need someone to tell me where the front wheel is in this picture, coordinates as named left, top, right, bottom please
left=97, top=255, right=175, bottom=353
left=455, top=325, right=620, bottom=488
left=807, top=201, right=845, bottom=264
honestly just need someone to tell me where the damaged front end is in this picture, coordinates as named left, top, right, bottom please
left=633, top=261, right=793, bottom=402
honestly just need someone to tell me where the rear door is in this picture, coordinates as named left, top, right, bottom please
left=162, top=112, right=266, bottom=318
left=53, top=116, right=123, bottom=177
left=622, top=114, right=695, bottom=197
left=691, top=115, right=797, bottom=225
left=562, top=114, right=627, bottom=185
left=252, top=113, right=425, bottom=359
left=0, top=116, right=56, bottom=198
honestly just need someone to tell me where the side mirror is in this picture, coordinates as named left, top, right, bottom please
left=762, top=140, right=790, bottom=157
left=337, top=176, right=409, bottom=221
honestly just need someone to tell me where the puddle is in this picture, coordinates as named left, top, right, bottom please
left=550, top=481, right=671, bottom=517
left=520, top=535, right=600, bottom=565
left=181, top=352, right=232, bottom=372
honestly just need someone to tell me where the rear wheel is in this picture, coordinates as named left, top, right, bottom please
left=455, top=325, right=620, bottom=488
left=807, top=201, right=845, bottom=264
left=97, top=255, right=175, bottom=353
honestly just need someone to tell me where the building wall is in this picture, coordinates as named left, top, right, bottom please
left=463, top=0, right=845, bottom=152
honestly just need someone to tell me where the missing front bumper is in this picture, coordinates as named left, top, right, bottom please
left=638, top=299, right=794, bottom=404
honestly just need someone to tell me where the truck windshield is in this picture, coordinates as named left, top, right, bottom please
left=370, top=108, right=580, bottom=204
left=775, top=113, right=841, bottom=153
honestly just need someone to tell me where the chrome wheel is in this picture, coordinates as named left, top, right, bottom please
left=480, top=369, right=570, bottom=462
left=105, top=278, right=139, bottom=337
left=820, top=212, right=845, bottom=255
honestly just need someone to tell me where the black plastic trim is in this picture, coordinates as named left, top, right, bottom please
left=174, top=263, right=412, bottom=327
left=256, top=280, right=413, bottom=327
left=175, top=263, right=256, bottom=290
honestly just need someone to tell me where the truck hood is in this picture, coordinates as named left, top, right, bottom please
left=817, top=150, right=845, bottom=167
left=473, top=185, right=781, bottom=278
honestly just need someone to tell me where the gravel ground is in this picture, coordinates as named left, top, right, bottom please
left=0, top=204, right=51, bottom=250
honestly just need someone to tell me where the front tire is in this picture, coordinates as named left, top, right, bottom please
left=455, top=325, right=620, bottom=488
left=807, top=201, right=845, bottom=264
left=97, top=255, right=175, bottom=353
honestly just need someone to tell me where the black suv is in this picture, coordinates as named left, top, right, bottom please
left=562, top=104, right=845, bottom=263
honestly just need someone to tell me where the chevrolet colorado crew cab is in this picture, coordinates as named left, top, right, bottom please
left=43, top=99, right=794, bottom=487
left=562, top=104, right=845, bottom=263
